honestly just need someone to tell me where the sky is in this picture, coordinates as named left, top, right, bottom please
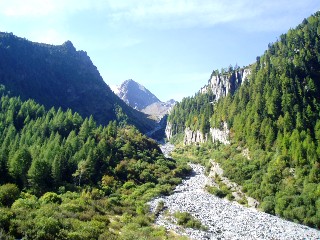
left=0, top=1, right=319, bottom=102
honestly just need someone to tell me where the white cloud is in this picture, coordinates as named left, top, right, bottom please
left=0, top=0, right=95, bottom=18
left=30, top=29, right=66, bottom=45
left=1, top=0, right=318, bottom=31
left=2, top=0, right=56, bottom=17
left=105, top=0, right=257, bottom=28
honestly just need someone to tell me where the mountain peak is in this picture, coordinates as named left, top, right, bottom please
left=113, top=80, right=176, bottom=121
left=114, top=79, right=160, bottom=110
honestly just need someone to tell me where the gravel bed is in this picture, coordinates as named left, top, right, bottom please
left=149, top=164, right=320, bottom=240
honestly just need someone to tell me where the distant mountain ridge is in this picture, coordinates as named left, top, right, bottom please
left=0, top=32, right=155, bottom=133
left=112, top=79, right=176, bottom=119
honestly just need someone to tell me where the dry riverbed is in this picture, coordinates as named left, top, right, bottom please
left=149, top=162, right=320, bottom=240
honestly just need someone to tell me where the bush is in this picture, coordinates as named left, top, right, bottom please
left=206, top=185, right=229, bottom=198
left=39, top=192, right=62, bottom=204
left=11, top=193, right=38, bottom=210
left=0, top=183, right=20, bottom=207
left=0, top=208, right=14, bottom=231
left=261, top=196, right=275, bottom=214
left=174, top=211, right=207, bottom=230
left=154, top=200, right=165, bottom=216
left=34, top=216, right=61, bottom=240
left=237, top=196, right=248, bottom=206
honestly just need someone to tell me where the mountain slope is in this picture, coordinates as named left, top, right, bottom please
left=167, top=12, right=320, bottom=228
left=113, top=79, right=160, bottom=110
left=142, top=99, right=176, bottom=119
left=113, top=79, right=176, bottom=121
left=0, top=32, right=155, bottom=133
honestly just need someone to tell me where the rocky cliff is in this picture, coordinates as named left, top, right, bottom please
left=183, top=122, right=230, bottom=145
left=200, top=68, right=251, bottom=101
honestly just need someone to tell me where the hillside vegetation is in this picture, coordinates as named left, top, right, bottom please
left=0, top=86, right=190, bottom=239
left=168, top=12, right=320, bottom=228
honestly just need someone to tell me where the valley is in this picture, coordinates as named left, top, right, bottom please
left=0, top=7, right=319, bottom=240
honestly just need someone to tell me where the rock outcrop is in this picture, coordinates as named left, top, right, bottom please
left=210, top=122, right=230, bottom=145
left=183, top=122, right=230, bottom=145
left=165, top=122, right=174, bottom=140
left=200, top=68, right=251, bottom=101
left=183, top=128, right=208, bottom=145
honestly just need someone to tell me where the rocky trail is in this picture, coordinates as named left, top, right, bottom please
left=151, top=144, right=320, bottom=240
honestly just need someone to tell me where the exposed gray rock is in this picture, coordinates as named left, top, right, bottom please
left=167, top=67, right=249, bottom=143
left=160, top=142, right=175, bottom=158
left=210, top=122, right=230, bottom=145
left=142, top=99, right=176, bottom=121
left=165, top=122, right=174, bottom=140
left=149, top=164, right=320, bottom=240
left=183, top=122, right=230, bottom=145
left=112, top=79, right=160, bottom=110
left=183, top=128, right=208, bottom=145
left=112, top=79, right=175, bottom=117
left=200, top=68, right=251, bottom=102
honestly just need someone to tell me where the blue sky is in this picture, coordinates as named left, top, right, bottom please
left=0, top=1, right=319, bottom=101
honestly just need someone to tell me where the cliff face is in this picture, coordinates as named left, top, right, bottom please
left=183, top=122, right=230, bottom=145
left=200, top=68, right=251, bottom=101
left=183, top=128, right=208, bottom=145
left=0, top=32, right=155, bottom=133
left=209, top=122, right=230, bottom=145
left=165, top=122, right=174, bottom=140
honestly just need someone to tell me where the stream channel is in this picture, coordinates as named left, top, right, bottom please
left=148, top=143, right=320, bottom=240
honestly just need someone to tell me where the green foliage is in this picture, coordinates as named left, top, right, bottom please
left=0, top=93, right=167, bottom=194
left=168, top=12, right=320, bottom=228
left=0, top=183, right=20, bottom=207
left=154, top=200, right=165, bottom=216
left=39, top=192, right=62, bottom=204
left=173, top=211, right=207, bottom=230
left=206, top=185, right=230, bottom=198
left=0, top=208, right=14, bottom=231
left=0, top=87, right=191, bottom=238
left=8, top=148, right=32, bottom=188
left=167, top=90, right=214, bottom=136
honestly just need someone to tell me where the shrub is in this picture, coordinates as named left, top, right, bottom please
left=174, top=211, right=207, bottom=230
left=0, top=208, right=14, bottom=231
left=206, top=185, right=228, bottom=198
left=39, top=192, right=62, bottom=204
left=0, top=183, right=20, bottom=207
left=154, top=200, right=165, bottom=216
